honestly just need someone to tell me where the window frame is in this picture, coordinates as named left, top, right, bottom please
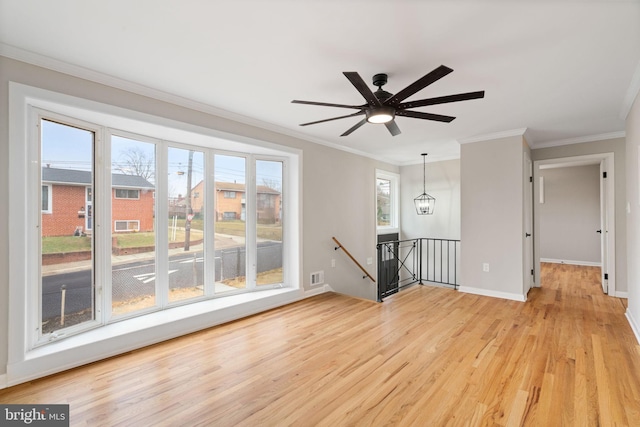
left=8, top=82, right=302, bottom=386
left=376, top=169, right=400, bottom=234
left=34, top=111, right=103, bottom=346
left=41, top=184, right=52, bottom=214
left=254, top=156, right=286, bottom=288
left=114, top=188, right=140, bottom=199
left=25, top=101, right=297, bottom=343
left=114, top=220, right=140, bottom=232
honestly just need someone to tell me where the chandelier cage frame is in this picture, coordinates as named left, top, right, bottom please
left=414, top=153, right=435, bottom=215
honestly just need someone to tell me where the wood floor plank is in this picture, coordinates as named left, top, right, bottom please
left=1, top=263, right=640, bottom=426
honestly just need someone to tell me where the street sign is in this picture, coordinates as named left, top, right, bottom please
left=187, top=214, right=194, bottom=221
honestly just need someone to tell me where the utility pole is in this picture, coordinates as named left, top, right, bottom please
left=184, top=150, right=193, bottom=251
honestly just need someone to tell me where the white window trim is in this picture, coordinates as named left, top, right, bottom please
left=255, top=156, right=286, bottom=288
left=7, top=81, right=303, bottom=387
left=41, top=184, right=52, bottom=214
left=114, top=220, right=140, bottom=232
left=33, top=110, right=104, bottom=348
left=114, top=188, right=140, bottom=199
left=376, top=169, right=400, bottom=234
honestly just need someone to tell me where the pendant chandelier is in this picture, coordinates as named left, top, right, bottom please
left=414, top=153, right=435, bottom=215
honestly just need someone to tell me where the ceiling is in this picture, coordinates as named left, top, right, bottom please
left=1, top=0, right=639, bottom=165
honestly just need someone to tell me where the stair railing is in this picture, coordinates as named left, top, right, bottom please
left=332, top=237, right=376, bottom=282
left=376, top=237, right=460, bottom=301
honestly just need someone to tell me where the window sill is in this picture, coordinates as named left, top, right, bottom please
left=9, top=287, right=303, bottom=386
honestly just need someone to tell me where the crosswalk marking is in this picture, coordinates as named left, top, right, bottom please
left=133, top=269, right=178, bottom=284
left=179, top=257, right=204, bottom=264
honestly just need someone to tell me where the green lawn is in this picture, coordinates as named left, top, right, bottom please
left=118, top=228, right=204, bottom=248
left=42, top=236, right=92, bottom=254
left=216, top=220, right=282, bottom=241
left=42, top=220, right=280, bottom=253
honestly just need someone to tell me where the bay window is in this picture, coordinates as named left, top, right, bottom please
left=10, top=84, right=299, bottom=356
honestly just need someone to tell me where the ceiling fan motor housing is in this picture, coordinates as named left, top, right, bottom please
left=372, top=73, right=388, bottom=87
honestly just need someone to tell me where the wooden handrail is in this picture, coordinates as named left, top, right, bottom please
left=332, top=237, right=376, bottom=282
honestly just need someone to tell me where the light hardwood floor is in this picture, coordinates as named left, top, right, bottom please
left=1, top=263, right=639, bottom=426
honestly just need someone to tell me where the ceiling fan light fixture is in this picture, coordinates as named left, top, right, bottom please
left=366, top=107, right=395, bottom=124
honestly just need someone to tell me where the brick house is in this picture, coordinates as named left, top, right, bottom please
left=189, top=180, right=281, bottom=223
left=42, top=167, right=155, bottom=236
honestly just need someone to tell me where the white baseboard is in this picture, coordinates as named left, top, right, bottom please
left=625, top=309, right=640, bottom=345
left=614, top=291, right=629, bottom=298
left=304, top=283, right=332, bottom=297
left=0, top=373, right=7, bottom=390
left=458, top=286, right=526, bottom=302
left=540, top=258, right=601, bottom=267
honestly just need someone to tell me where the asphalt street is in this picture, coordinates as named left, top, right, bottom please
left=42, top=241, right=283, bottom=320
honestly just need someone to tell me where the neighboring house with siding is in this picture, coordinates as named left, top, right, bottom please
left=41, top=167, right=155, bottom=236
left=189, top=180, right=281, bottom=223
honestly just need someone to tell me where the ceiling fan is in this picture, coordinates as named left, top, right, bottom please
left=292, top=65, right=484, bottom=137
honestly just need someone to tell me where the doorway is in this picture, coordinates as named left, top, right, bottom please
left=533, top=153, right=615, bottom=295
left=524, top=151, right=534, bottom=296
left=377, top=233, right=399, bottom=300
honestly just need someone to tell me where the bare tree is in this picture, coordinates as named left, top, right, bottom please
left=261, top=178, right=281, bottom=192
left=116, top=147, right=155, bottom=181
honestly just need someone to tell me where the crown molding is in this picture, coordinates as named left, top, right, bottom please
left=457, top=128, right=528, bottom=145
left=0, top=43, right=402, bottom=166
left=531, top=131, right=626, bottom=150
left=398, top=152, right=461, bottom=167
left=621, top=59, right=640, bottom=120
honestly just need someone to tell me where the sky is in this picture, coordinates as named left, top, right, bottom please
left=41, top=119, right=282, bottom=196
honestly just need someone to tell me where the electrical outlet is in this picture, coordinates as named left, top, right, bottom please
left=482, top=263, right=489, bottom=272
left=331, top=259, right=336, bottom=268
left=367, top=257, right=373, bottom=265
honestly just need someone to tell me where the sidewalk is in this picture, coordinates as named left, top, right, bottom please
left=41, top=233, right=267, bottom=276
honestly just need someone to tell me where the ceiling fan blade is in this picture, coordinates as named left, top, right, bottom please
left=396, top=110, right=456, bottom=122
left=299, top=111, right=365, bottom=126
left=385, top=65, right=454, bottom=107
left=396, top=91, right=485, bottom=110
left=341, top=118, right=368, bottom=136
left=292, top=100, right=365, bottom=110
left=343, top=72, right=383, bottom=107
left=385, top=120, right=401, bottom=136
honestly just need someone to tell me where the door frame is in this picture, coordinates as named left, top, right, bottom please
left=532, top=152, right=616, bottom=294
left=523, top=151, right=534, bottom=295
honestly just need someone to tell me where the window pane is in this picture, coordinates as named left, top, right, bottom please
left=40, top=119, right=95, bottom=334
left=377, top=178, right=391, bottom=226
left=168, top=147, right=205, bottom=303
left=41, top=185, right=49, bottom=211
left=111, top=136, right=156, bottom=316
left=215, top=154, right=246, bottom=292
left=256, top=160, right=283, bottom=285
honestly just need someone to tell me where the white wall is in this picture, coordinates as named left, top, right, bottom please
left=303, top=149, right=395, bottom=300
left=460, top=135, right=528, bottom=301
left=400, top=159, right=460, bottom=240
left=539, top=165, right=601, bottom=264
left=532, top=138, right=627, bottom=292
left=626, top=90, right=640, bottom=343
left=0, top=56, right=398, bottom=379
